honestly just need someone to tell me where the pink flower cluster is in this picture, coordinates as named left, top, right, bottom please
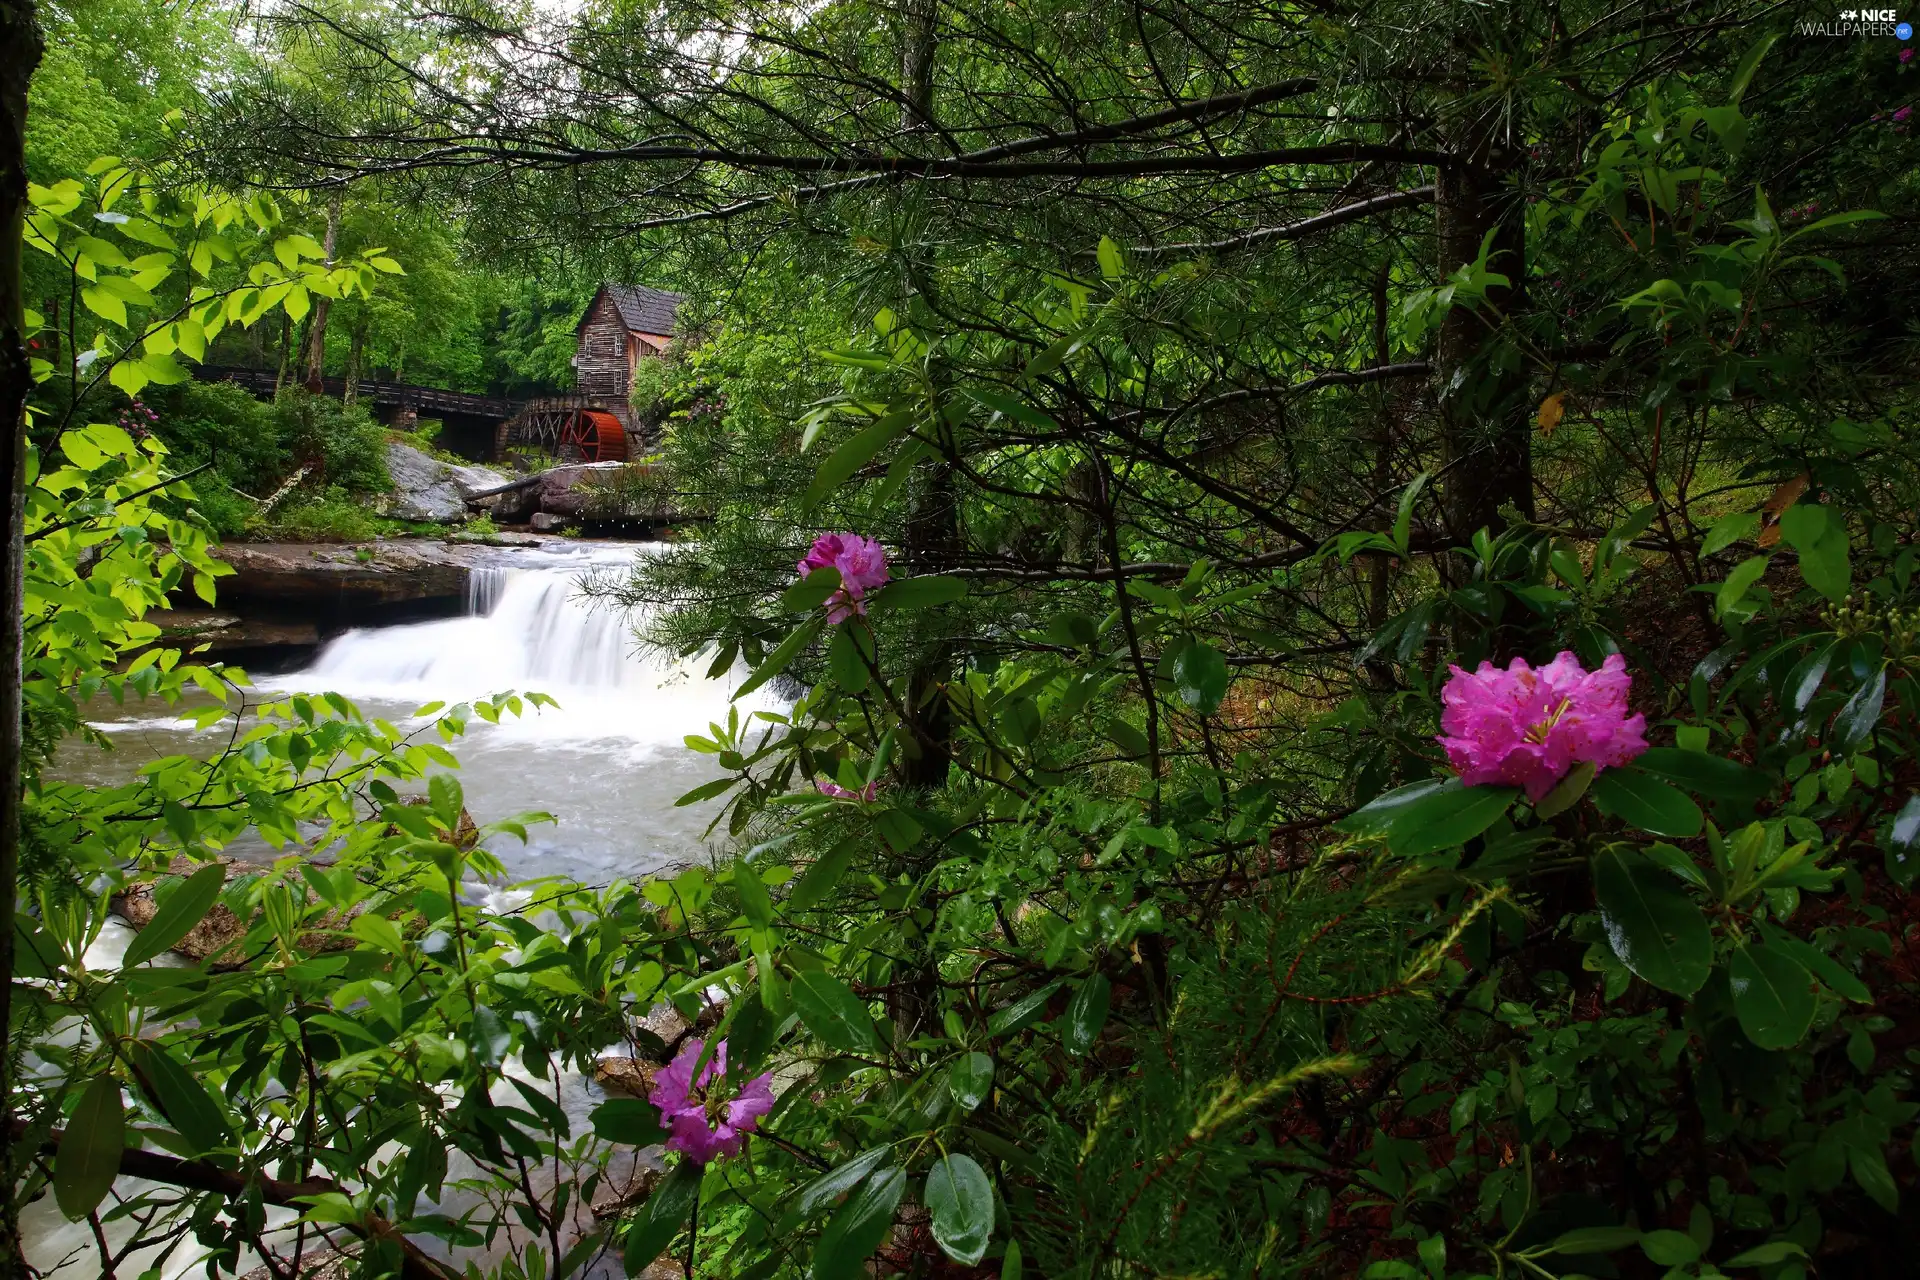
left=118, top=399, right=158, bottom=440
left=648, top=1038, right=775, bottom=1165
left=1437, top=652, right=1648, bottom=802
left=815, top=778, right=878, bottom=802
left=797, top=533, right=890, bottom=623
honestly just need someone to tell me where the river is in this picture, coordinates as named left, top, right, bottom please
left=60, top=540, right=747, bottom=884
left=27, top=539, right=749, bottom=1279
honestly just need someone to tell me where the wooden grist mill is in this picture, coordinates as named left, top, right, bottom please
left=499, top=283, right=681, bottom=461
left=557, top=408, right=630, bottom=462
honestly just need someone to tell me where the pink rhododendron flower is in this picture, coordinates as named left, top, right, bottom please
left=1895, top=105, right=1914, bottom=123
left=1437, top=651, right=1648, bottom=802
left=797, top=533, right=891, bottom=623
left=815, top=778, right=878, bottom=802
left=1902, top=47, right=1915, bottom=63
left=647, top=1038, right=775, bottom=1165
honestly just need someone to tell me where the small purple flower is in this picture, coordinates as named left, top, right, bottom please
left=1901, top=47, right=1914, bottom=63
left=1895, top=105, right=1913, bottom=123
left=647, top=1038, right=775, bottom=1165
left=797, top=533, right=890, bottom=624
left=815, top=778, right=878, bottom=802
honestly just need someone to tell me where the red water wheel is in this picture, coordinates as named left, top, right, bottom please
left=557, top=409, right=630, bottom=463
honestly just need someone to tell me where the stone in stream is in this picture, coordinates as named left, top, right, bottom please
left=592, top=1057, right=658, bottom=1097
left=112, top=856, right=352, bottom=966
left=237, top=1246, right=358, bottom=1280
left=377, top=443, right=509, bottom=522
left=592, top=995, right=727, bottom=1096
left=115, top=802, right=479, bottom=965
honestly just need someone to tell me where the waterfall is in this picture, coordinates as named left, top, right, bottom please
left=273, top=543, right=748, bottom=747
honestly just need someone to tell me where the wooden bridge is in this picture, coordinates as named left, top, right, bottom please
left=197, top=368, right=638, bottom=464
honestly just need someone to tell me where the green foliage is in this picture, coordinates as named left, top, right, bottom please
left=12, top=3, right=1920, bottom=1279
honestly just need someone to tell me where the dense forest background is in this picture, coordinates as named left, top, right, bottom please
left=27, top=0, right=625, bottom=399
left=2, top=1, right=1920, bottom=1279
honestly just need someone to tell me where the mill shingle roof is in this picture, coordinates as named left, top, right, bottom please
left=590, top=284, right=683, bottom=337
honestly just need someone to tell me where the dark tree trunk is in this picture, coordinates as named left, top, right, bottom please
left=275, top=310, right=292, bottom=395
left=1434, top=108, right=1533, bottom=540
left=0, top=4, right=45, bottom=1272
left=302, top=195, right=341, bottom=393
left=897, top=0, right=952, bottom=789
left=344, top=316, right=367, bottom=406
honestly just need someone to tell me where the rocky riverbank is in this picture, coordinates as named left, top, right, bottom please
left=190, top=535, right=581, bottom=665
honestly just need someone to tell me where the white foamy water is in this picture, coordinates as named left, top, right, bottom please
left=272, top=542, right=749, bottom=751
left=63, top=540, right=761, bottom=885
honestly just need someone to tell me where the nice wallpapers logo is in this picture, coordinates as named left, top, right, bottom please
left=1797, top=8, right=1913, bottom=34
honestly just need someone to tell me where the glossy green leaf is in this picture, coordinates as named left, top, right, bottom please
left=870, top=575, right=969, bottom=612
left=1106, top=717, right=1150, bottom=760
left=1729, top=944, right=1816, bottom=1049
left=1171, top=641, right=1230, bottom=715
left=622, top=1159, right=701, bottom=1274
left=734, top=856, right=775, bottom=930
left=734, top=616, right=823, bottom=701
left=948, top=1052, right=994, bottom=1112
left=787, top=838, right=860, bottom=912
left=1544, top=1224, right=1641, bottom=1255
left=802, top=411, right=911, bottom=510
left=1336, top=778, right=1449, bottom=837
left=794, top=1146, right=891, bottom=1219
left=1701, top=511, right=1760, bottom=557
left=1063, top=974, right=1110, bottom=1055
left=792, top=971, right=879, bottom=1053
left=782, top=566, right=843, bottom=613
left=56, top=1076, right=125, bottom=1221
left=811, top=1166, right=905, bottom=1280
left=925, top=1154, right=994, bottom=1266
left=469, top=1004, right=512, bottom=1065
left=1387, top=783, right=1519, bottom=856
left=590, top=1099, right=668, bottom=1148
left=1885, top=795, right=1920, bottom=888
left=1532, top=761, right=1594, bottom=820
left=826, top=623, right=872, bottom=693
left=1591, top=768, right=1703, bottom=838
left=128, top=1041, right=235, bottom=1155
left=1779, top=504, right=1850, bottom=602
left=1724, top=1242, right=1806, bottom=1267
left=1714, top=555, right=1768, bottom=618
left=1830, top=669, right=1885, bottom=754
left=121, top=864, right=225, bottom=969
left=1640, top=1230, right=1701, bottom=1266
left=1633, top=747, right=1771, bottom=806
left=987, top=981, right=1062, bottom=1037
left=1592, top=847, right=1712, bottom=996
left=1848, top=1143, right=1899, bottom=1212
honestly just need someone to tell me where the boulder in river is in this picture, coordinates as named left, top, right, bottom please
left=378, top=443, right=509, bottom=522
left=484, top=461, right=629, bottom=523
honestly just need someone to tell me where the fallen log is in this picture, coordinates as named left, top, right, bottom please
left=462, top=472, right=546, bottom=504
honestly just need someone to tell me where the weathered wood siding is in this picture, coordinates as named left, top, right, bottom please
left=575, top=294, right=631, bottom=400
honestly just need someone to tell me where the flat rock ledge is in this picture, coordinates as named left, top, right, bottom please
left=213, top=537, right=551, bottom=610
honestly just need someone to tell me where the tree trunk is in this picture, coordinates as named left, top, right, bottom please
left=302, top=195, right=341, bottom=393
left=0, top=5, right=45, bottom=1272
left=1434, top=109, right=1532, bottom=540
left=274, top=310, right=292, bottom=395
left=897, top=0, right=952, bottom=789
left=344, top=316, right=366, bottom=406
